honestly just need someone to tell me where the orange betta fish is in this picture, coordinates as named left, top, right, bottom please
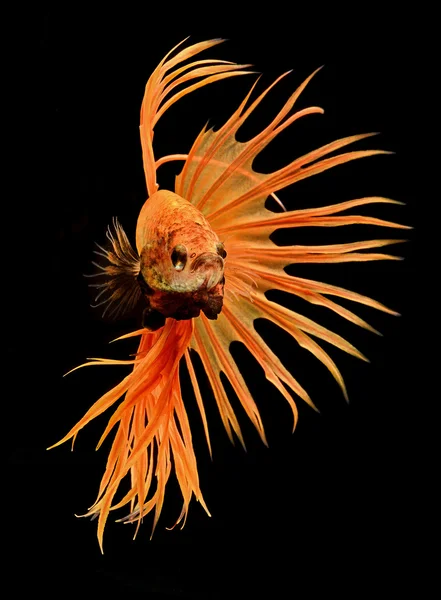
left=49, top=38, right=408, bottom=551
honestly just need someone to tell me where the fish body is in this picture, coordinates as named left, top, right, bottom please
left=136, top=190, right=225, bottom=328
left=49, top=38, right=408, bottom=551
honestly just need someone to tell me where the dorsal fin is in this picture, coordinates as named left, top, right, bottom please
left=139, top=38, right=254, bottom=196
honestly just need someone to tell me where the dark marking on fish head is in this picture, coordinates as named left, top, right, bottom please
left=137, top=272, right=154, bottom=296
left=142, top=306, right=167, bottom=331
left=201, top=278, right=225, bottom=320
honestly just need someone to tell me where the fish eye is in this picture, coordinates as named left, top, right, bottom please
left=216, top=242, right=227, bottom=259
left=171, top=244, right=187, bottom=271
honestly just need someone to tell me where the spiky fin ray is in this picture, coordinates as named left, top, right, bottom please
left=176, top=70, right=323, bottom=209
left=175, top=69, right=388, bottom=226
left=191, top=313, right=268, bottom=446
left=208, top=147, right=391, bottom=226
left=190, top=302, right=316, bottom=434
left=47, top=376, right=132, bottom=450
left=51, top=320, right=210, bottom=552
left=139, top=38, right=253, bottom=196
left=176, top=65, right=408, bottom=445
left=191, top=323, right=247, bottom=447
left=184, top=350, right=213, bottom=457
left=237, top=268, right=384, bottom=334
left=87, top=218, right=142, bottom=320
left=215, top=197, right=409, bottom=240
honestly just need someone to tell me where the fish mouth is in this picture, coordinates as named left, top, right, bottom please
left=141, top=275, right=225, bottom=326
left=190, top=252, right=224, bottom=290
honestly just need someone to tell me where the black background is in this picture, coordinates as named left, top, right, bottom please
left=7, top=6, right=424, bottom=598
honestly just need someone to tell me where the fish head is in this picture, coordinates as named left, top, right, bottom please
left=136, top=191, right=227, bottom=327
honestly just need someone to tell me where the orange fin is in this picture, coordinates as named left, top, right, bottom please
left=175, top=67, right=409, bottom=431
left=139, top=38, right=254, bottom=196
